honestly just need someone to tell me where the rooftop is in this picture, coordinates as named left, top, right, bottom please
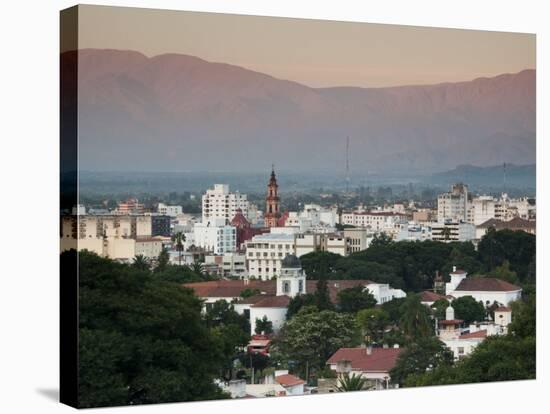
left=454, top=278, right=521, bottom=292
left=420, top=291, right=446, bottom=303
left=327, top=347, right=403, bottom=373
left=251, top=233, right=295, bottom=241
left=184, top=279, right=374, bottom=304
left=478, top=217, right=535, bottom=230
left=275, top=374, right=306, bottom=387
left=459, top=329, right=487, bottom=340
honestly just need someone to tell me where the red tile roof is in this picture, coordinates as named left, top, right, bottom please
left=327, top=347, right=403, bottom=373
left=450, top=269, right=467, bottom=275
left=183, top=280, right=276, bottom=298
left=459, top=329, right=487, bottom=339
left=439, top=319, right=463, bottom=326
left=275, top=374, right=305, bottom=387
left=250, top=295, right=291, bottom=308
left=230, top=209, right=250, bottom=228
left=478, top=217, right=535, bottom=231
left=494, top=306, right=512, bottom=312
left=455, top=278, right=521, bottom=292
left=184, top=279, right=373, bottom=304
left=420, top=291, right=445, bottom=302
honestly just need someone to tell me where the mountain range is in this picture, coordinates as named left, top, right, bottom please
left=65, top=49, right=536, bottom=174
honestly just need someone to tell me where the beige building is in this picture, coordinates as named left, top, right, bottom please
left=135, top=237, right=164, bottom=259
left=343, top=228, right=368, bottom=254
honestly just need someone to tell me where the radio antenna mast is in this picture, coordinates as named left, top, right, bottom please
left=345, top=136, right=350, bottom=194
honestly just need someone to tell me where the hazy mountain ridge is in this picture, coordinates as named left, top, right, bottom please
left=69, top=49, right=535, bottom=173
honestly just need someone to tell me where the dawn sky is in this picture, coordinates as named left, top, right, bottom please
left=74, top=5, right=536, bottom=88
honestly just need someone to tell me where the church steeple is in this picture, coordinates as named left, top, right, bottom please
left=265, top=165, right=280, bottom=228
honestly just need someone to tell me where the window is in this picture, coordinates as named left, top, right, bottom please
left=458, top=347, right=464, bottom=354
left=299, top=280, right=304, bottom=293
left=283, top=281, right=290, bottom=294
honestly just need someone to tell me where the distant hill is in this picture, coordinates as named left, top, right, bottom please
left=428, top=164, right=535, bottom=190
left=65, top=49, right=536, bottom=174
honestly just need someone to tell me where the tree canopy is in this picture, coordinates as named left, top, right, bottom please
left=74, top=250, right=229, bottom=407
left=337, top=286, right=377, bottom=313
left=390, top=337, right=454, bottom=385
left=274, top=307, right=360, bottom=378
left=451, top=296, right=486, bottom=325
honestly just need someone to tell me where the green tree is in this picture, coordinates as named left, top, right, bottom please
left=275, top=308, right=360, bottom=379
left=509, top=297, right=536, bottom=338
left=404, top=335, right=535, bottom=386
left=356, top=308, right=390, bottom=345
left=240, top=288, right=261, bottom=298
left=172, top=231, right=186, bottom=266
left=390, top=337, right=454, bottom=385
left=452, top=296, right=485, bottom=324
left=315, top=276, right=334, bottom=311
left=431, top=298, right=450, bottom=320
left=336, top=372, right=368, bottom=392
left=132, top=254, right=150, bottom=271
left=155, top=247, right=170, bottom=272
left=477, top=228, right=536, bottom=282
left=486, top=260, right=519, bottom=284
left=74, top=250, right=228, bottom=407
left=192, top=261, right=204, bottom=276
left=286, top=294, right=318, bottom=319
left=337, top=286, right=377, bottom=313
left=399, top=294, right=433, bottom=340
left=155, top=264, right=202, bottom=283
left=370, top=232, right=393, bottom=247
left=381, top=297, right=407, bottom=325
left=255, top=315, right=274, bottom=335
left=204, top=300, right=251, bottom=381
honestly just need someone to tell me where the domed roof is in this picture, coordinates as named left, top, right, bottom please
left=281, top=254, right=301, bottom=268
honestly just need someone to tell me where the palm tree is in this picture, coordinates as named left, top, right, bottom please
left=336, top=373, right=368, bottom=392
left=441, top=227, right=452, bottom=241
left=172, top=231, right=186, bottom=266
left=192, top=261, right=204, bottom=275
left=132, top=254, right=150, bottom=271
left=399, top=294, right=433, bottom=339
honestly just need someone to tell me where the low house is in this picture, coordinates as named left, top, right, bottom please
left=326, top=346, right=403, bottom=390
left=419, top=290, right=447, bottom=307
left=247, top=334, right=272, bottom=356
left=445, top=267, right=522, bottom=306
left=274, top=371, right=306, bottom=395
left=438, top=303, right=510, bottom=360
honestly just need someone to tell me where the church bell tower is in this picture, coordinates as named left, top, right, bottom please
left=264, top=165, right=281, bottom=228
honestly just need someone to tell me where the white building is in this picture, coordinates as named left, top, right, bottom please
left=202, top=184, right=249, bottom=224
left=204, top=253, right=247, bottom=278
left=157, top=202, right=183, bottom=217
left=245, top=233, right=295, bottom=279
left=186, top=256, right=405, bottom=336
left=340, top=211, right=406, bottom=233
left=439, top=303, right=511, bottom=360
left=445, top=267, right=522, bottom=306
left=437, top=183, right=469, bottom=222
left=396, top=222, right=432, bottom=242
left=430, top=220, right=475, bottom=243
left=327, top=346, right=402, bottom=390
left=193, top=218, right=236, bottom=255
